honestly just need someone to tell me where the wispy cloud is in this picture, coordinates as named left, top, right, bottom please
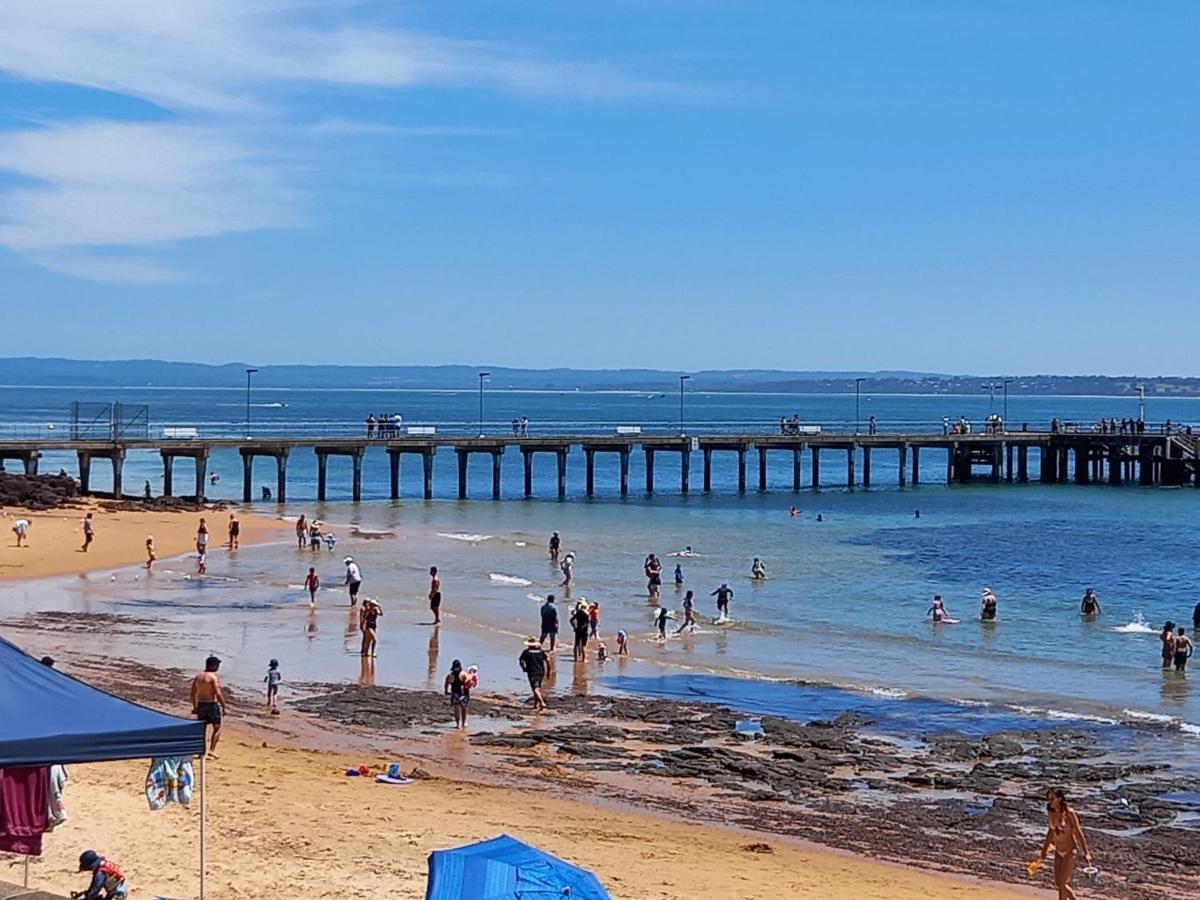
left=0, top=1, right=681, bottom=283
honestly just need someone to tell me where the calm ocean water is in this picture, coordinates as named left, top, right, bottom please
left=2, top=386, right=1198, bottom=761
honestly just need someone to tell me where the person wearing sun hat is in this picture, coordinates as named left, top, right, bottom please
left=518, top=636, right=549, bottom=711
left=343, top=556, right=362, bottom=606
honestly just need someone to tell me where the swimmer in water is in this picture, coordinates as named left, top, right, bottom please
left=1079, top=588, right=1101, bottom=617
left=980, top=588, right=998, bottom=621
left=788, top=506, right=799, bottom=518
left=927, top=594, right=951, bottom=623
left=816, top=514, right=824, bottom=523
left=750, top=558, right=767, bottom=580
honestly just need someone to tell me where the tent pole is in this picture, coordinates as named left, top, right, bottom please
left=200, top=755, right=207, bottom=900
left=23, top=855, right=29, bottom=887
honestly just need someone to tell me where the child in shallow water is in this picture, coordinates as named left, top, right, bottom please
left=616, top=630, right=628, bottom=656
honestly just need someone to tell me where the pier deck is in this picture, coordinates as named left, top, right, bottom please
left=0, top=431, right=1195, bottom=501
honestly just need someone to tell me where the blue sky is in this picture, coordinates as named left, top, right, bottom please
left=0, top=1, right=1195, bottom=374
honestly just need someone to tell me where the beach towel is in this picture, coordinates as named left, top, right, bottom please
left=0, top=766, right=50, bottom=855
left=47, top=764, right=68, bottom=830
left=145, top=757, right=194, bottom=811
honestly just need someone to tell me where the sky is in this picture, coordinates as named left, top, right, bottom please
left=0, top=1, right=1196, bottom=374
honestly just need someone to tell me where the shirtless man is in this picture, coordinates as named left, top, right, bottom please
left=1174, top=627, right=1194, bottom=672
left=1080, top=589, right=1101, bottom=618
left=1037, top=788, right=1093, bottom=900
left=189, top=656, right=227, bottom=758
left=428, top=566, right=442, bottom=625
left=295, top=515, right=308, bottom=550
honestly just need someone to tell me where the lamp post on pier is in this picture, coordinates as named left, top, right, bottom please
left=244, top=367, right=258, bottom=439
left=679, top=374, right=691, bottom=436
left=854, top=377, right=865, bottom=434
left=478, top=372, right=490, bottom=438
left=1002, top=379, right=1012, bottom=430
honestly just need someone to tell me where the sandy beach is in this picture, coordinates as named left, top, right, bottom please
left=0, top=501, right=289, bottom=582
left=5, top=733, right=1035, bottom=900
left=0, top=506, right=1049, bottom=900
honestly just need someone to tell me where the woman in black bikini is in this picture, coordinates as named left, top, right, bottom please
left=444, top=659, right=470, bottom=729
left=1038, top=788, right=1093, bottom=900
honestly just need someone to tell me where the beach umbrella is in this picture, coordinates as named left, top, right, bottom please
left=425, top=834, right=611, bottom=900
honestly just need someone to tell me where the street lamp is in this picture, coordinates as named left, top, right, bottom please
left=1137, top=384, right=1146, bottom=423
left=679, top=375, right=691, bottom=436
left=1002, top=379, right=1012, bottom=428
left=245, top=367, right=258, bottom=438
left=478, top=372, right=490, bottom=437
left=854, top=377, right=865, bottom=434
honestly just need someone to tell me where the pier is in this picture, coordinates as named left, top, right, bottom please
left=3, top=430, right=1199, bottom=502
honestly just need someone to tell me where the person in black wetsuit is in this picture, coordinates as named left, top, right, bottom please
left=711, top=583, right=733, bottom=618
left=1080, top=589, right=1101, bottom=617
left=444, top=659, right=470, bottom=728
left=569, top=601, right=590, bottom=661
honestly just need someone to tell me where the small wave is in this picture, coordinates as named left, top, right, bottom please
left=1121, top=709, right=1175, bottom=724
left=868, top=687, right=909, bottom=700
left=1109, top=622, right=1157, bottom=634
left=1181, top=723, right=1200, bottom=738
left=489, top=573, right=532, bottom=586
left=514, top=541, right=527, bottom=547
left=437, top=532, right=492, bottom=543
left=525, top=593, right=546, bottom=603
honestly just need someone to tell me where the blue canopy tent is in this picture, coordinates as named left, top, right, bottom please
left=426, top=835, right=611, bottom=900
left=0, top=637, right=209, bottom=895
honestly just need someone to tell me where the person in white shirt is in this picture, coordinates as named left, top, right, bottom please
left=12, top=519, right=30, bottom=547
left=344, top=557, right=362, bottom=606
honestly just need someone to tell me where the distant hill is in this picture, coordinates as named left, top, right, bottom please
left=0, top=357, right=1196, bottom=397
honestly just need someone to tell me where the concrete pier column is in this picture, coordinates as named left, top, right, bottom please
left=644, top=448, right=655, bottom=494
left=680, top=448, right=690, bottom=494
left=991, top=446, right=1001, bottom=483
left=792, top=449, right=802, bottom=491
left=194, top=454, right=208, bottom=500
left=1039, top=445, right=1054, bottom=483
left=810, top=447, right=820, bottom=490
left=422, top=451, right=434, bottom=500
left=388, top=450, right=401, bottom=500
left=457, top=450, right=468, bottom=500
left=1005, top=444, right=1014, bottom=483
left=846, top=447, right=855, bottom=489
left=111, top=452, right=124, bottom=498
left=946, top=444, right=956, bottom=484
left=1057, top=446, right=1069, bottom=483
left=556, top=449, right=568, bottom=499
left=162, top=454, right=174, bottom=497
left=585, top=449, right=596, bottom=497
left=758, top=447, right=768, bottom=492
left=619, top=449, right=630, bottom=496
left=23, top=453, right=39, bottom=477
left=703, top=449, right=713, bottom=492
left=241, top=452, right=253, bottom=503
left=522, top=450, right=534, bottom=497
left=276, top=452, right=288, bottom=504
left=77, top=452, right=91, bottom=494
left=491, top=451, right=503, bottom=500
left=1017, top=445, right=1028, bottom=483
left=1074, top=445, right=1089, bottom=484
left=316, top=452, right=328, bottom=501
left=737, top=448, right=747, bottom=493
left=350, top=451, right=362, bottom=503
left=897, top=444, right=907, bottom=487
left=862, top=446, right=871, bottom=487
left=911, top=446, right=920, bottom=485
left=1108, top=445, right=1122, bottom=485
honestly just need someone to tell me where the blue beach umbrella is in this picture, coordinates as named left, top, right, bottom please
left=425, top=834, right=612, bottom=900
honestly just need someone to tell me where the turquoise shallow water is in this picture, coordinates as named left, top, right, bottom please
left=2, top=387, right=1198, bottom=765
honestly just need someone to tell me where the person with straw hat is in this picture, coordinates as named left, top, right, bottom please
left=519, top=636, right=549, bottom=711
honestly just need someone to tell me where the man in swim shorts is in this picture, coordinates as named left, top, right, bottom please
left=1175, top=627, right=1193, bottom=672
left=428, top=566, right=442, bottom=624
left=519, top=636, right=549, bottom=711
left=344, top=557, right=362, bottom=606
left=189, top=655, right=226, bottom=758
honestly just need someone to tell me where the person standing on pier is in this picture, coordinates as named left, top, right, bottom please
left=428, top=566, right=443, bottom=625
left=366, top=414, right=375, bottom=438
left=344, top=556, right=362, bottom=606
